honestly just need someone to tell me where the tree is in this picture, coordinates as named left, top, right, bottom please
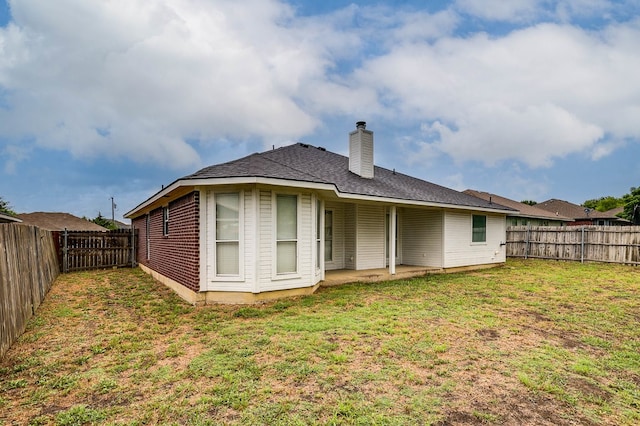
left=621, top=187, right=640, bottom=224
left=520, top=200, right=537, bottom=206
left=91, top=212, right=118, bottom=230
left=582, top=196, right=624, bottom=212
left=0, top=196, right=17, bottom=216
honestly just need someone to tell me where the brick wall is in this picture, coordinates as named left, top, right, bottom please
left=132, top=191, right=200, bottom=292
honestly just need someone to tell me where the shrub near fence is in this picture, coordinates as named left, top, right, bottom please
left=0, top=224, right=59, bottom=358
left=506, top=225, right=640, bottom=265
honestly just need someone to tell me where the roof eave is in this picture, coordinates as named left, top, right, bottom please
left=125, top=176, right=514, bottom=218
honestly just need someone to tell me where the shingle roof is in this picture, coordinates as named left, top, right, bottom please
left=536, top=199, right=627, bottom=221
left=17, top=212, right=108, bottom=231
left=0, top=212, right=22, bottom=223
left=463, top=190, right=572, bottom=221
left=185, top=143, right=513, bottom=211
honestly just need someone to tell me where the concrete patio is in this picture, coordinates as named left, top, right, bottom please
left=322, top=265, right=443, bottom=287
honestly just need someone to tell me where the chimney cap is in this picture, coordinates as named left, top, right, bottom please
left=356, top=121, right=366, bottom=130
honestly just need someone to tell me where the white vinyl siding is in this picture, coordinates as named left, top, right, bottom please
left=401, top=208, right=443, bottom=267
left=325, top=201, right=345, bottom=270
left=355, top=204, right=385, bottom=270
left=443, top=211, right=506, bottom=268
left=344, top=203, right=356, bottom=270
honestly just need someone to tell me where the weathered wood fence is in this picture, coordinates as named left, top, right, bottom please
left=57, top=229, right=137, bottom=273
left=1, top=224, right=60, bottom=358
left=506, top=225, right=640, bottom=265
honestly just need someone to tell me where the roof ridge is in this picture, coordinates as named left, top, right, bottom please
left=260, top=144, right=334, bottom=183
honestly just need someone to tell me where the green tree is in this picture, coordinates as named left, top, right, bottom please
left=520, top=200, right=537, bottom=206
left=0, top=196, right=17, bottom=216
left=91, top=212, right=118, bottom=230
left=621, top=187, right=640, bottom=223
left=582, top=196, right=624, bottom=212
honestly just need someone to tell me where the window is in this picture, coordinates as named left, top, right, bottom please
left=162, top=206, right=169, bottom=236
left=145, top=214, right=150, bottom=260
left=276, top=194, right=297, bottom=274
left=325, top=210, right=333, bottom=262
left=316, top=201, right=322, bottom=269
left=472, top=215, right=486, bottom=243
left=215, top=193, right=240, bottom=275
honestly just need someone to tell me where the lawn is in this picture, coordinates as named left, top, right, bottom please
left=1, top=259, right=639, bottom=425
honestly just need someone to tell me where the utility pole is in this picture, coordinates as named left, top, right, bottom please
left=111, top=197, right=116, bottom=224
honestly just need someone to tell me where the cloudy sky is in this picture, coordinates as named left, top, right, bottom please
left=1, top=0, right=639, bottom=220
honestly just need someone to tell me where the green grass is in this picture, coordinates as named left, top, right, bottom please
left=1, top=259, right=639, bottom=425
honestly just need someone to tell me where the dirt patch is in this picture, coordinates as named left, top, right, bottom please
left=477, top=328, right=499, bottom=340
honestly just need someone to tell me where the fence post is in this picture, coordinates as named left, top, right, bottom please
left=525, top=225, right=530, bottom=259
left=131, top=226, right=136, bottom=268
left=63, top=228, right=68, bottom=273
left=581, top=226, right=585, bottom=263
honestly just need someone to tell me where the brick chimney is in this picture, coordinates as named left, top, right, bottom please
left=349, top=121, right=374, bottom=179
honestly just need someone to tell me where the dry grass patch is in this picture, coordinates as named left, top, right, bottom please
left=1, top=259, right=639, bottom=425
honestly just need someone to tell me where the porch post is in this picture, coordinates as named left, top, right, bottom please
left=389, top=206, right=396, bottom=275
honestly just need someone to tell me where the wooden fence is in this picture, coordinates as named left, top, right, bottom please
left=506, top=225, right=640, bottom=265
left=58, top=229, right=137, bottom=273
left=1, top=224, right=60, bottom=358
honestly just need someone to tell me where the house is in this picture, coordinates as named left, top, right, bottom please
left=17, top=212, right=108, bottom=231
left=463, top=190, right=572, bottom=226
left=536, top=199, right=631, bottom=226
left=125, top=122, right=514, bottom=304
left=0, top=212, right=22, bottom=224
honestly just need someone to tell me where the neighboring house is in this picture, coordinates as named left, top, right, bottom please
left=17, top=212, right=108, bottom=231
left=108, top=219, right=131, bottom=230
left=463, top=190, right=572, bottom=226
left=536, top=199, right=631, bottom=226
left=125, top=122, right=514, bottom=304
left=0, top=212, right=22, bottom=224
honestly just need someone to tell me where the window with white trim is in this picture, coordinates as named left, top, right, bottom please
left=276, top=194, right=297, bottom=274
left=215, top=193, right=240, bottom=276
left=472, top=214, right=487, bottom=243
left=316, top=200, right=322, bottom=270
left=162, top=206, right=169, bottom=236
left=145, top=214, right=150, bottom=259
left=325, top=210, right=333, bottom=262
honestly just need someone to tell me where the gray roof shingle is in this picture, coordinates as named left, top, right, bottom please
left=185, top=143, right=513, bottom=211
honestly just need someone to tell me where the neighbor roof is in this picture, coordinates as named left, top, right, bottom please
left=463, top=190, right=572, bottom=222
left=0, top=212, right=22, bottom=223
left=17, top=212, right=108, bottom=231
left=536, top=199, right=628, bottom=222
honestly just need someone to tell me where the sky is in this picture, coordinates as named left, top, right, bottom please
left=1, top=0, right=640, bottom=221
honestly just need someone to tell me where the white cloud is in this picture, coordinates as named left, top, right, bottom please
left=356, top=20, right=640, bottom=168
left=0, top=0, right=358, bottom=169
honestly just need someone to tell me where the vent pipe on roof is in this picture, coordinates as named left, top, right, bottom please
left=349, top=121, right=374, bottom=179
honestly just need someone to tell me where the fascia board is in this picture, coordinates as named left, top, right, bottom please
left=125, top=176, right=514, bottom=218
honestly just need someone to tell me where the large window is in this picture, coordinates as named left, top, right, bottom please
left=472, top=214, right=487, bottom=243
left=325, top=210, right=333, bottom=262
left=276, top=194, right=297, bottom=274
left=215, top=193, right=240, bottom=275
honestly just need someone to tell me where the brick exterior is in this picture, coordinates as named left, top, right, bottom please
left=133, top=191, right=200, bottom=292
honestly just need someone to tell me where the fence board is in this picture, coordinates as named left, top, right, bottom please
left=1, top=224, right=59, bottom=358
left=506, top=225, right=640, bottom=265
left=59, top=229, right=137, bottom=273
